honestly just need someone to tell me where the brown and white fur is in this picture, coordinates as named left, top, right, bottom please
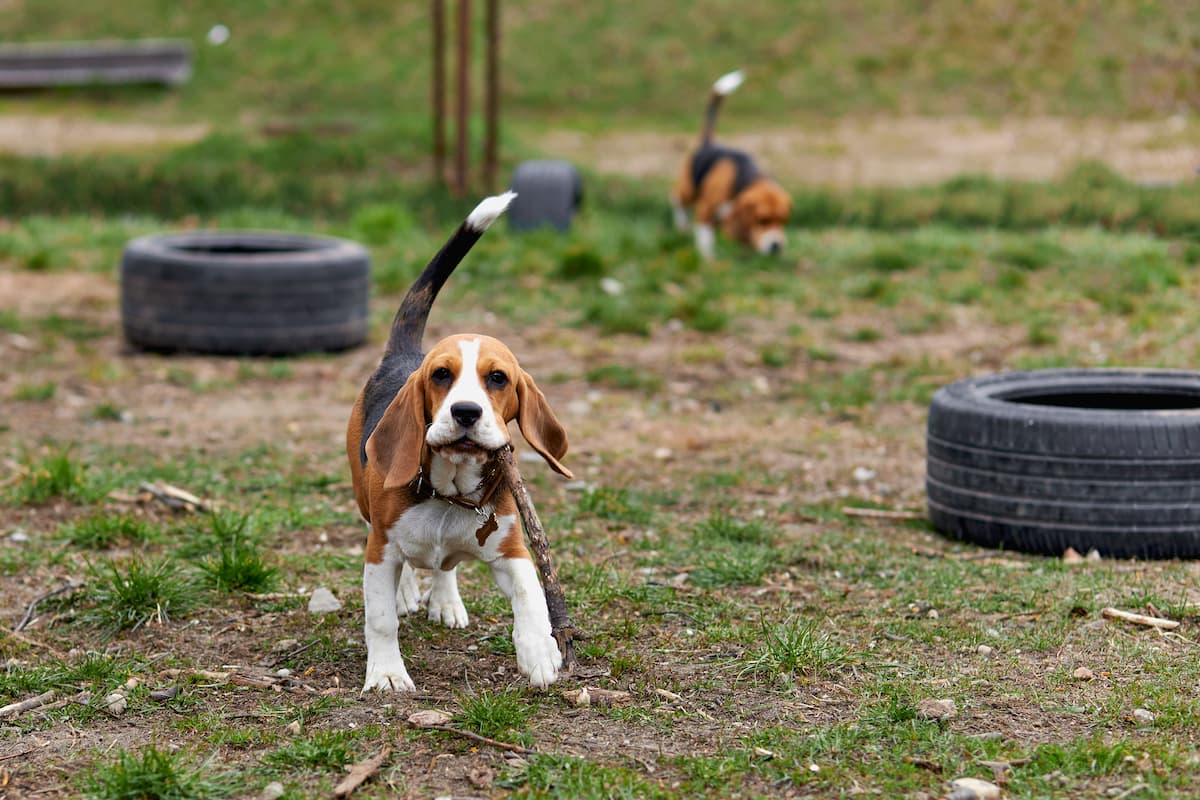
left=346, top=192, right=573, bottom=692
left=671, top=70, right=792, bottom=259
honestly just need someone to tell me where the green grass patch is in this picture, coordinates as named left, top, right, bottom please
left=80, top=557, right=199, bottom=633
left=81, top=746, right=238, bottom=800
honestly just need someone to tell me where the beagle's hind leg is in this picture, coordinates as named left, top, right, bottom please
left=395, top=561, right=422, bottom=615
left=425, top=566, right=470, bottom=628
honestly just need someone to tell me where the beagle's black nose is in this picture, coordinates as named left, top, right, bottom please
left=451, top=401, right=483, bottom=427
left=768, top=241, right=782, bottom=255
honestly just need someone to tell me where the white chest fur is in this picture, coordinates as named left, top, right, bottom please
left=386, top=500, right=515, bottom=571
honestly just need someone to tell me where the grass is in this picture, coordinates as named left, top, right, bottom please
left=455, top=688, right=535, bottom=744
left=4, top=4, right=1200, bottom=796
left=81, top=557, right=198, bottom=633
left=81, top=748, right=238, bottom=800
left=7, top=448, right=93, bottom=505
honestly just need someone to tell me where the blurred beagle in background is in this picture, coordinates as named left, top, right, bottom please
left=671, top=70, right=792, bottom=259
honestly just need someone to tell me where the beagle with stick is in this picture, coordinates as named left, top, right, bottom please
left=346, top=192, right=573, bottom=692
left=671, top=70, right=792, bottom=259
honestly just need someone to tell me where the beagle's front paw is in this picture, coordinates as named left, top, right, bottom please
left=362, top=657, right=415, bottom=693
left=514, top=632, right=562, bottom=688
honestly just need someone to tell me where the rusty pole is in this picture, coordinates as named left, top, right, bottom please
left=453, top=0, right=471, bottom=196
left=482, top=0, right=499, bottom=193
left=431, top=0, right=446, bottom=186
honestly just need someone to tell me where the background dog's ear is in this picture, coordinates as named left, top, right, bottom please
left=365, top=374, right=428, bottom=490
left=516, top=370, right=574, bottom=479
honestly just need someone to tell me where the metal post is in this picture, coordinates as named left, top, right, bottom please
left=483, top=0, right=499, bottom=194
left=432, top=0, right=446, bottom=186
left=454, top=0, right=471, bottom=196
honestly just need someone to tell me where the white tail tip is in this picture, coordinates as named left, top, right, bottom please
left=713, top=69, right=745, bottom=96
left=466, top=191, right=517, bottom=232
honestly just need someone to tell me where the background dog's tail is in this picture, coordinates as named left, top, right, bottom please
left=701, top=69, right=744, bottom=144
left=384, top=191, right=515, bottom=356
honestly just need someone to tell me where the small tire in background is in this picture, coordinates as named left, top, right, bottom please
left=0, top=39, right=192, bottom=88
left=508, top=160, right=583, bottom=232
left=120, top=231, right=370, bottom=356
left=926, top=368, right=1200, bottom=559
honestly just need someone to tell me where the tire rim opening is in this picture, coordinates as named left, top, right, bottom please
left=1002, top=389, right=1200, bottom=411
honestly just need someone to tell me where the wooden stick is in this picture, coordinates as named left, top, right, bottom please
left=334, top=745, right=391, bottom=798
left=841, top=506, right=925, bottom=521
left=15, top=581, right=82, bottom=632
left=496, top=447, right=579, bottom=669
left=422, top=723, right=536, bottom=755
left=1101, top=607, right=1180, bottom=630
left=0, top=690, right=56, bottom=720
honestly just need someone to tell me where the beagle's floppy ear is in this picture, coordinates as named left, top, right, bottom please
left=516, top=370, right=574, bottom=479
left=365, top=372, right=429, bottom=490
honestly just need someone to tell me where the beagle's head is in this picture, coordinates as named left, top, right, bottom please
left=365, top=334, right=573, bottom=490
left=729, top=179, right=792, bottom=256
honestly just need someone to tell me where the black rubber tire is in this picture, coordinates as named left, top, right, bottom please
left=508, top=160, right=583, bottom=232
left=926, top=368, right=1200, bottom=559
left=120, top=231, right=370, bottom=356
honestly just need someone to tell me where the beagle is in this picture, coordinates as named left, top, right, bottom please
left=346, top=192, right=574, bottom=692
left=670, top=70, right=792, bottom=259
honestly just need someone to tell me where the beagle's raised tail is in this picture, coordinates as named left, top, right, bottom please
left=385, top=191, right=516, bottom=357
left=702, top=69, right=745, bottom=144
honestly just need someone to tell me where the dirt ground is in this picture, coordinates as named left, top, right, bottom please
left=0, top=265, right=947, bottom=797
left=537, top=115, right=1199, bottom=186
left=1, top=111, right=1195, bottom=186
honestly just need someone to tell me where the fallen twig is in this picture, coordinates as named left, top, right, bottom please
left=334, top=745, right=391, bottom=798
left=421, top=723, right=535, bottom=755
left=15, top=581, right=82, bottom=632
left=0, top=690, right=56, bottom=720
left=496, top=446, right=579, bottom=669
left=1102, top=607, right=1180, bottom=631
left=269, top=639, right=320, bottom=668
left=842, top=506, right=925, bottom=521
left=137, top=481, right=212, bottom=512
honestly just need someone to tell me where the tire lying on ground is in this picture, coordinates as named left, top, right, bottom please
left=120, top=231, right=370, bottom=356
left=507, top=160, right=583, bottom=232
left=926, top=368, right=1200, bottom=559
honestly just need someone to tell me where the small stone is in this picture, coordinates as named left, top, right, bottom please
left=1062, top=547, right=1084, bottom=564
left=259, top=781, right=285, bottom=800
left=853, top=466, right=876, bottom=483
left=1085, top=549, right=1102, bottom=562
left=976, top=644, right=994, bottom=657
left=927, top=608, right=939, bottom=620
left=946, top=777, right=1001, bottom=800
left=286, top=720, right=302, bottom=736
left=104, top=692, right=128, bottom=715
left=917, top=698, right=958, bottom=721
left=272, top=638, right=299, bottom=652
left=653, top=447, right=672, bottom=461
left=1132, top=708, right=1155, bottom=725
left=1072, top=667, right=1094, bottom=681
left=9, top=530, right=28, bottom=543
left=150, top=686, right=179, bottom=702
left=600, top=277, right=624, bottom=296
left=307, top=588, right=341, bottom=614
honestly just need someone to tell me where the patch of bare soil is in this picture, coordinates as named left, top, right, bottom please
left=3, top=267, right=1191, bottom=798
left=539, top=115, right=1200, bottom=186
left=0, top=114, right=208, bottom=156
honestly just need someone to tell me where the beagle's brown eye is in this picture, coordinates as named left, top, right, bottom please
left=486, top=370, right=509, bottom=389
left=432, top=367, right=453, bottom=384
